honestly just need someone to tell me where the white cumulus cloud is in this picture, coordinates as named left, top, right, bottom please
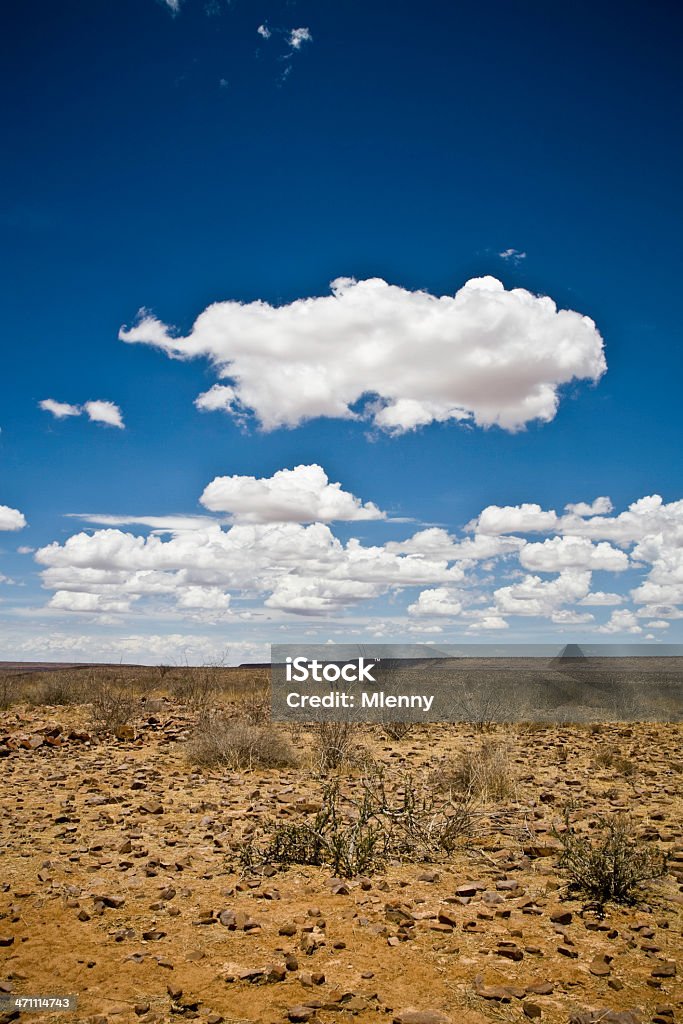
left=120, top=276, right=606, bottom=434
left=473, top=502, right=559, bottom=535
left=494, top=570, right=592, bottom=617
left=199, top=464, right=385, bottom=523
left=84, top=400, right=125, bottom=429
left=597, top=609, right=643, bottom=634
left=0, top=505, right=27, bottom=531
left=26, top=476, right=682, bottom=636
left=519, top=536, right=629, bottom=573
left=408, top=587, right=463, bottom=617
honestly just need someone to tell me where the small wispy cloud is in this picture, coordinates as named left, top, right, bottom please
left=257, top=24, right=271, bottom=39
left=161, top=0, right=182, bottom=13
left=40, top=398, right=125, bottom=429
left=39, top=399, right=81, bottom=420
left=498, top=248, right=527, bottom=264
left=288, top=27, right=312, bottom=50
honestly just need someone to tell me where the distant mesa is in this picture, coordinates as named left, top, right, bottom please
left=550, top=643, right=587, bottom=667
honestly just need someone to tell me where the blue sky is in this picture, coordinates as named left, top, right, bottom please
left=1, top=0, right=681, bottom=663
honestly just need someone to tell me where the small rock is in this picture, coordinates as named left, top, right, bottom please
left=140, top=800, right=164, bottom=815
left=287, top=1006, right=316, bottom=1023
left=393, top=1012, right=451, bottom=1024
left=651, top=962, right=676, bottom=978
left=550, top=910, right=573, bottom=925
left=94, top=894, right=125, bottom=909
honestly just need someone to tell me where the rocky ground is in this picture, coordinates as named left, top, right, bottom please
left=0, top=675, right=681, bottom=1024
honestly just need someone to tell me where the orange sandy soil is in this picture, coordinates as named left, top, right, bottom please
left=1, top=689, right=681, bottom=1024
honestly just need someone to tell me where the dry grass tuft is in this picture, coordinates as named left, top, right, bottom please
left=187, top=713, right=297, bottom=770
left=434, top=737, right=515, bottom=802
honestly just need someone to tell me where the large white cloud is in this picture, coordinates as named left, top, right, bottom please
left=119, top=276, right=606, bottom=434
left=472, top=503, right=559, bottom=535
left=494, top=570, right=592, bottom=617
left=408, top=587, right=463, bottom=617
left=519, top=536, right=629, bottom=573
left=0, top=504, right=27, bottom=531
left=200, top=464, right=385, bottom=523
left=29, top=473, right=683, bottom=637
left=35, top=519, right=464, bottom=620
left=559, top=495, right=683, bottom=545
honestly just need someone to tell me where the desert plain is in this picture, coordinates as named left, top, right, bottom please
left=0, top=663, right=681, bottom=1024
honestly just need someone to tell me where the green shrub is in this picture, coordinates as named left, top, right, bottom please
left=555, top=814, right=666, bottom=907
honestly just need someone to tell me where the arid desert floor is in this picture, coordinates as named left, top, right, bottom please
left=0, top=665, right=681, bottom=1024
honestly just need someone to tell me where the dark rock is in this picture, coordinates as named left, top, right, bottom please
left=287, top=1006, right=316, bottom=1023
left=651, top=962, right=676, bottom=978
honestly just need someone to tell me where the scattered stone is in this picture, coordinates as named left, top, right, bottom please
left=94, top=894, right=125, bottom=909
left=140, top=800, right=164, bottom=815
left=651, top=962, right=676, bottom=978
left=550, top=909, right=573, bottom=925
left=287, top=1006, right=316, bottom=1023
left=590, top=954, right=613, bottom=977
left=526, top=983, right=554, bottom=996
left=393, top=1012, right=450, bottom=1024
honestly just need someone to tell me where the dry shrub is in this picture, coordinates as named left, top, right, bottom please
left=0, top=675, right=20, bottom=709
left=450, top=689, right=506, bottom=732
left=383, top=721, right=414, bottom=741
left=555, top=813, right=666, bottom=907
left=89, top=681, right=137, bottom=734
left=187, top=713, right=297, bottom=770
left=240, top=688, right=271, bottom=725
left=312, top=720, right=357, bottom=773
left=30, top=672, right=87, bottom=707
left=170, top=664, right=223, bottom=708
left=436, top=737, right=515, bottom=802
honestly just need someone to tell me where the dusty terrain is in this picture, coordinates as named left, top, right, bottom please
left=0, top=666, right=681, bottom=1024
